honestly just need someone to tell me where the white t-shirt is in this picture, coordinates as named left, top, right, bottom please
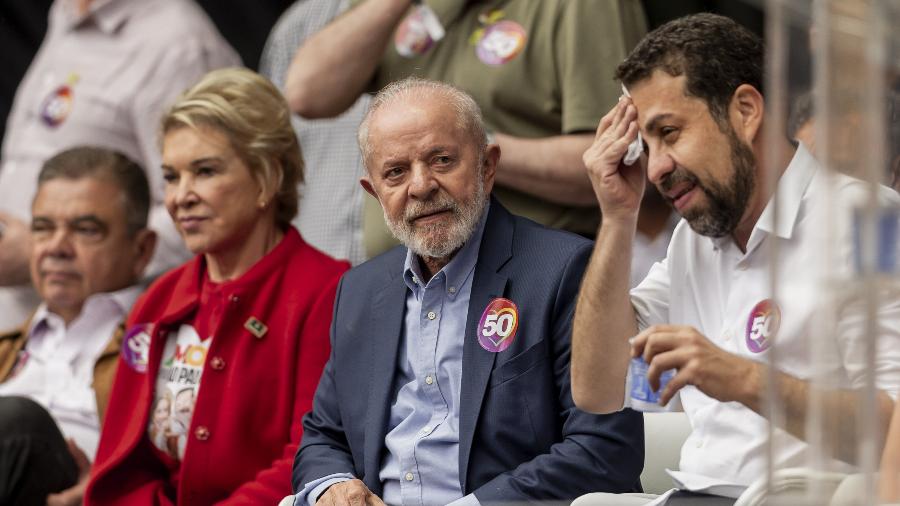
left=629, top=144, right=900, bottom=490
left=148, top=324, right=210, bottom=461
left=0, top=286, right=141, bottom=459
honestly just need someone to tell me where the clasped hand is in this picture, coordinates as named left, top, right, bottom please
left=316, top=479, right=385, bottom=506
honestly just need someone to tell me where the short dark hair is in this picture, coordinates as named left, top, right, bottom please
left=615, top=13, right=764, bottom=128
left=38, top=146, right=151, bottom=235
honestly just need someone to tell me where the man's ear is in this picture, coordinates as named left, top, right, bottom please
left=132, top=228, right=157, bottom=280
left=730, top=84, right=764, bottom=144
left=359, top=176, right=378, bottom=200
left=481, top=143, right=500, bottom=195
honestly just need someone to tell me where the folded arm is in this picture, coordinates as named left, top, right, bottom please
left=492, top=133, right=598, bottom=206
left=285, top=0, right=411, bottom=118
left=571, top=99, right=644, bottom=414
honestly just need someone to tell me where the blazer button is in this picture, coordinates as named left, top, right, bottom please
left=210, top=356, right=226, bottom=370
left=194, top=426, right=210, bottom=441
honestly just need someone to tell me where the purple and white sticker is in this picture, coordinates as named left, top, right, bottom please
left=122, top=323, right=153, bottom=373
left=477, top=298, right=519, bottom=353
left=745, top=299, right=781, bottom=353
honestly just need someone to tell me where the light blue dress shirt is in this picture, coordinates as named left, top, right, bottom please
left=293, top=204, right=489, bottom=506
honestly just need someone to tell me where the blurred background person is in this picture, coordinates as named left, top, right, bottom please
left=0, top=146, right=156, bottom=506
left=285, top=0, right=647, bottom=258
left=0, top=0, right=239, bottom=329
left=260, top=0, right=369, bottom=265
left=85, top=67, right=349, bottom=506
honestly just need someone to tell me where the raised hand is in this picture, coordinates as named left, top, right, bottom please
left=582, top=97, right=645, bottom=222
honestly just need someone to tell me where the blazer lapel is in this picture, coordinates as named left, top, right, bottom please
left=363, top=269, right=407, bottom=491
left=458, top=199, right=514, bottom=492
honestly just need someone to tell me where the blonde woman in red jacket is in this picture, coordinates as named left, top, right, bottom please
left=85, top=68, right=350, bottom=505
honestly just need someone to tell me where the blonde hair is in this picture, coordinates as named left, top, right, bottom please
left=161, top=67, right=302, bottom=229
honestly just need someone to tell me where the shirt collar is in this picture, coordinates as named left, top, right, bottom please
left=754, top=142, right=817, bottom=240
left=61, top=0, right=132, bottom=33
left=403, top=199, right=491, bottom=298
left=26, top=284, right=143, bottom=337
left=709, top=142, right=817, bottom=251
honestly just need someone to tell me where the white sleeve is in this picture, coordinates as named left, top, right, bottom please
left=630, top=255, right=672, bottom=332
left=836, top=289, right=900, bottom=399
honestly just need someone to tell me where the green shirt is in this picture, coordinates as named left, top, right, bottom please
left=359, top=0, right=647, bottom=256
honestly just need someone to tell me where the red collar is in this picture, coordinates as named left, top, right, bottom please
left=154, top=227, right=302, bottom=326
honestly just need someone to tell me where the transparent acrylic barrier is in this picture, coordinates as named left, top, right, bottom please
left=762, top=1, right=900, bottom=504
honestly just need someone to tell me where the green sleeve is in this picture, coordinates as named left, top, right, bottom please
left=555, top=0, right=647, bottom=134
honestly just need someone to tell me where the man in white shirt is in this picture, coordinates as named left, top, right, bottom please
left=0, top=0, right=240, bottom=328
left=571, top=13, right=900, bottom=505
left=0, top=146, right=156, bottom=506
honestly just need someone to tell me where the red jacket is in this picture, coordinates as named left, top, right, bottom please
left=85, top=228, right=349, bottom=505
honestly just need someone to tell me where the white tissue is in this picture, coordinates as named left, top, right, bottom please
left=621, top=84, right=643, bottom=166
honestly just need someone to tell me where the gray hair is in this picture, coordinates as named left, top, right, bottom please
left=358, top=77, right=488, bottom=169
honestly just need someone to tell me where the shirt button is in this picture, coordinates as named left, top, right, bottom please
left=195, top=426, right=210, bottom=441
left=426, top=311, right=436, bottom=320
left=421, top=426, right=431, bottom=434
left=229, top=295, right=239, bottom=304
left=425, top=375, right=434, bottom=385
left=405, top=472, right=414, bottom=481
left=448, top=286, right=456, bottom=294
left=210, top=356, right=226, bottom=370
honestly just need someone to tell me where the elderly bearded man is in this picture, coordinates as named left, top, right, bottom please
left=281, top=78, right=644, bottom=506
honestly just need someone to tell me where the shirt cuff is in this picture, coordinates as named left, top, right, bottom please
left=293, top=473, right=355, bottom=506
left=446, top=493, right=481, bottom=506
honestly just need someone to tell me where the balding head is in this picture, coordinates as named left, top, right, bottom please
left=358, top=77, right=488, bottom=171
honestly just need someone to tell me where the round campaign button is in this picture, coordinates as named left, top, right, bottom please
left=394, top=9, right=435, bottom=58
left=39, top=84, right=74, bottom=127
left=477, top=298, right=520, bottom=353
left=745, top=299, right=781, bottom=353
left=122, top=323, right=154, bottom=373
left=475, top=20, right=527, bottom=66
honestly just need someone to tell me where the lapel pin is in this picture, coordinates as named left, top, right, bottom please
left=244, top=317, right=268, bottom=339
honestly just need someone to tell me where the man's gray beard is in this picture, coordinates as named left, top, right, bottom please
left=383, top=177, right=487, bottom=260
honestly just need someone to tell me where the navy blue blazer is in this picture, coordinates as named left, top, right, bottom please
left=294, top=199, right=644, bottom=503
